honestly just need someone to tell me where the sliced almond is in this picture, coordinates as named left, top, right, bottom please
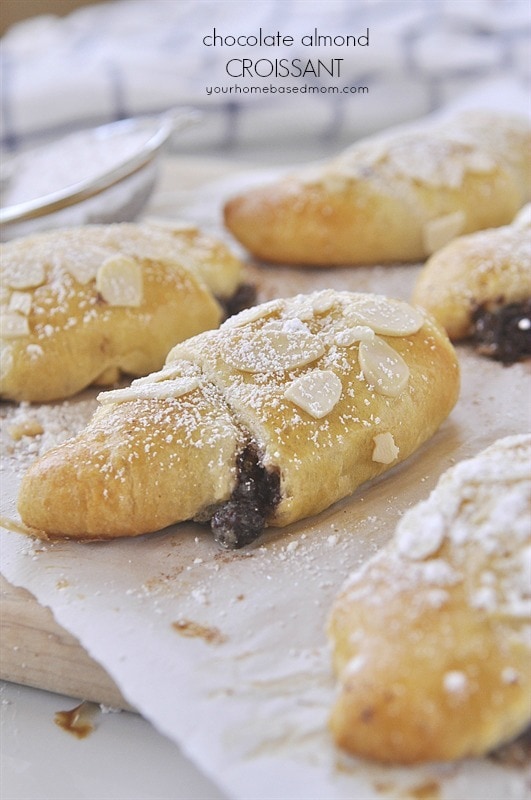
left=8, top=291, right=32, bottom=316
left=284, top=369, right=342, bottom=419
left=221, top=300, right=282, bottom=329
left=131, top=362, right=199, bottom=386
left=98, top=376, right=200, bottom=405
left=313, top=170, right=350, bottom=193
left=372, top=432, right=400, bottom=464
left=311, top=290, right=337, bottom=314
left=396, top=506, right=446, bottom=560
left=514, top=204, right=531, bottom=229
left=5, top=260, right=45, bottom=290
left=262, top=318, right=312, bottom=335
left=96, top=255, right=143, bottom=307
left=386, top=136, right=466, bottom=188
left=346, top=297, right=424, bottom=337
left=222, top=328, right=324, bottom=373
left=1, top=312, right=30, bottom=339
left=283, top=298, right=315, bottom=321
left=62, top=251, right=104, bottom=285
left=465, top=150, right=496, bottom=174
left=0, top=345, right=13, bottom=379
left=422, top=210, right=466, bottom=255
left=144, top=217, right=199, bottom=234
left=358, top=336, right=410, bottom=397
left=334, top=326, right=375, bottom=346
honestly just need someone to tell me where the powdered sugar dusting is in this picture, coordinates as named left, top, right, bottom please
left=166, top=289, right=441, bottom=492
left=342, top=434, right=531, bottom=634
left=1, top=395, right=99, bottom=477
left=320, top=111, right=530, bottom=192
left=0, top=222, right=243, bottom=401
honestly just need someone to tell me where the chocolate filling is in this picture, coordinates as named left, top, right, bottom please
left=471, top=299, right=531, bottom=364
left=219, top=283, right=257, bottom=320
left=489, top=725, right=531, bottom=768
left=210, top=444, right=281, bottom=550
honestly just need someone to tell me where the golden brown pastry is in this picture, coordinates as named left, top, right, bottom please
left=224, top=112, right=531, bottom=266
left=328, top=434, right=531, bottom=764
left=0, top=221, right=247, bottom=402
left=412, top=204, right=531, bottom=361
left=17, top=289, right=459, bottom=547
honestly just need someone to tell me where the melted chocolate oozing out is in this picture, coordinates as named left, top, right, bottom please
left=210, top=444, right=281, bottom=549
left=472, top=299, right=531, bottom=364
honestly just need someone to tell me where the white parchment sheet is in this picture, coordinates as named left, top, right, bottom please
left=1, top=162, right=530, bottom=800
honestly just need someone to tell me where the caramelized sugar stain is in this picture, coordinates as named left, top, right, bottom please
left=214, top=550, right=256, bottom=564
left=54, top=701, right=99, bottom=739
left=372, top=781, right=395, bottom=794
left=172, top=619, right=227, bottom=645
left=370, top=779, right=440, bottom=799
left=403, top=781, right=440, bottom=800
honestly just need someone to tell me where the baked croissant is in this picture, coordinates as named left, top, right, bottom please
left=18, top=290, right=459, bottom=547
left=224, top=112, right=531, bottom=266
left=0, top=221, right=248, bottom=402
left=328, top=434, right=531, bottom=764
left=412, top=204, right=531, bottom=362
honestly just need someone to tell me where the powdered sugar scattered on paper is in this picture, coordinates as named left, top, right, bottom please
left=1, top=161, right=531, bottom=800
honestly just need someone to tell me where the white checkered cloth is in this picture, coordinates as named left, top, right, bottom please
left=1, top=0, right=529, bottom=159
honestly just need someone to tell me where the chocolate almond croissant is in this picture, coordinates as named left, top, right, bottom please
left=18, top=290, right=459, bottom=547
left=224, top=112, right=531, bottom=266
left=0, top=221, right=247, bottom=402
left=328, top=434, right=531, bottom=763
left=412, top=204, right=531, bottom=362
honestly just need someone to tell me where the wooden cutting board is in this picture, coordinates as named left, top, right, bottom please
left=0, top=573, right=132, bottom=709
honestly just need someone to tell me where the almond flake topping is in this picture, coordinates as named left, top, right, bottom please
left=96, top=255, right=143, bottom=307
left=98, top=376, right=200, bottom=405
left=131, top=362, right=199, bottom=386
left=221, top=301, right=282, bottom=328
left=59, top=249, right=107, bottom=285
left=0, top=345, right=13, bottom=379
left=396, top=509, right=446, bottom=560
left=334, top=326, right=375, bottom=346
left=143, top=217, right=199, bottom=233
left=358, top=337, right=410, bottom=397
left=372, top=432, right=400, bottom=464
left=346, top=297, right=424, bottom=337
left=514, top=204, right=531, bottom=229
left=284, top=369, right=342, bottom=419
left=8, top=292, right=32, bottom=316
left=283, top=299, right=315, bottom=321
left=1, top=312, right=30, bottom=339
left=222, top=326, right=324, bottom=373
left=5, top=260, right=45, bottom=290
left=382, top=136, right=490, bottom=188
left=311, top=290, right=337, bottom=314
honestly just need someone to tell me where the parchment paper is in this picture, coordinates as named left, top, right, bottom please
left=1, top=160, right=530, bottom=800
